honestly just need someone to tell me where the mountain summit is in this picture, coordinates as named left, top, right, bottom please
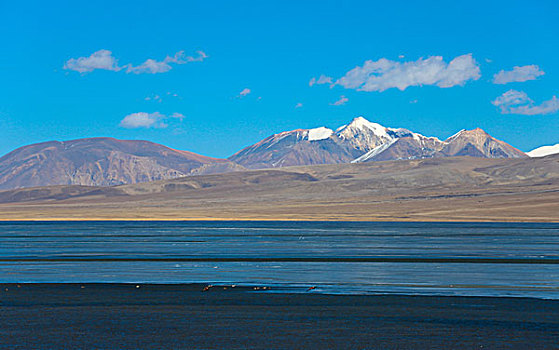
left=439, top=128, right=526, bottom=158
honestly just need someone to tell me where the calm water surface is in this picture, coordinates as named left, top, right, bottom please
left=1, top=221, right=558, bottom=298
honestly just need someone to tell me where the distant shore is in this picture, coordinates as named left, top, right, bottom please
left=1, top=156, right=558, bottom=222
left=1, top=283, right=558, bottom=349
left=0, top=217, right=558, bottom=222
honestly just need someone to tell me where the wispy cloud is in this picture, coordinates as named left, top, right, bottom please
left=492, top=90, right=559, bottom=115
left=313, top=54, right=480, bottom=92
left=119, top=112, right=185, bottom=128
left=63, top=50, right=121, bottom=73
left=145, top=94, right=162, bottom=103
left=64, top=50, right=207, bottom=74
left=126, top=51, right=207, bottom=74
left=330, top=95, right=348, bottom=106
left=492, top=65, right=544, bottom=84
left=238, top=88, right=251, bottom=97
left=145, top=92, right=181, bottom=103
left=309, top=75, right=333, bottom=87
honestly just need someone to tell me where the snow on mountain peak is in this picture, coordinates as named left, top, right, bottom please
left=337, top=116, right=391, bottom=139
left=348, top=117, right=389, bottom=135
left=307, top=127, right=334, bottom=141
left=527, top=143, right=559, bottom=158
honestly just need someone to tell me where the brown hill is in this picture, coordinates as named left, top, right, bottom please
left=0, top=137, right=243, bottom=189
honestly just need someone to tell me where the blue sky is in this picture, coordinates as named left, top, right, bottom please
left=1, top=0, right=558, bottom=158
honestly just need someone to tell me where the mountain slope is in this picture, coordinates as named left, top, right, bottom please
left=354, top=134, right=445, bottom=162
left=0, top=137, right=243, bottom=189
left=527, top=143, right=559, bottom=158
left=228, top=128, right=360, bottom=169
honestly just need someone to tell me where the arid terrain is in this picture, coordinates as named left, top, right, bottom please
left=1, top=155, right=557, bottom=222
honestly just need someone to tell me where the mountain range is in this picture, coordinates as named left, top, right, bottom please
left=229, top=117, right=527, bottom=168
left=0, top=116, right=554, bottom=190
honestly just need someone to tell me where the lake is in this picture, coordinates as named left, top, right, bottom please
left=1, top=221, right=558, bottom=299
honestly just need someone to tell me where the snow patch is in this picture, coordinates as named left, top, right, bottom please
left=307, top=127, right=333, bottom=141
left=352, top=139, right=397, bottom=163
left=527, top=143, right=559, bottom=157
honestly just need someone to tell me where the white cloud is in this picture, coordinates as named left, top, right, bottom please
left=492, top=90, right=559, bottom=115
left=63, top=49, right=121, bottom=73
left=238, top=88, right=251, bottom=97
left=126, top=51, right=207, bottom=74
left=119, top=112, right=185, bottom=128
left=64, top=50, right=207, bottom=74
left=309, top=74, right=333, bottom=87
left=330, top=95, right=348, bottom=106
left=295, top=102, right=303, bottom=108
left=127, top=59, right=173, bottom=74
left=319, top=54, right=480, bottom=92
left=492, top=65, right=544, bottom=84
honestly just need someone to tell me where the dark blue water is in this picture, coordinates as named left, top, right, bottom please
left=1, top=221, right=558, bottom=298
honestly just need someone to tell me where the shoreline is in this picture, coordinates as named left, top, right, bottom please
left=2, top=282, right=558, bottom=300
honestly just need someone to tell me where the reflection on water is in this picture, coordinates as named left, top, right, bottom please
left=1, top=221, right=558, bottom=298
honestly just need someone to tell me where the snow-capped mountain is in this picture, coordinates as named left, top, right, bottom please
left=229, top=117, right=407, bottom=168
left=527, top=143, right=559, bottom=158
left=335, top=116, right=410, bottom=152
left=229, top=117, right=527, bottom=168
